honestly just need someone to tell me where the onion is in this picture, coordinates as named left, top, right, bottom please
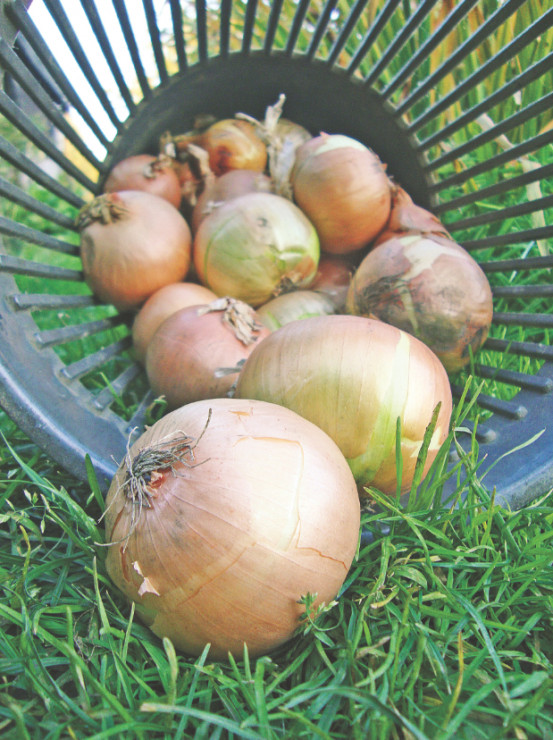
left=235, top=315, right=452, bottom=495
left=374, top=185, right=452, bottom=246
left=104, top=397, right=360, bottom=659
left=309, top=254, right=356, bottom=311
left=199, top=118, right=268, bottom=176
left=346, top=234, right=494, bottom=373
left=256, top=290, right=336, bottom=331
left=77, top=191, right=192, bottom=311
left=145, top=297, right=270, bottom=409
left=103, top=154, right=182, bottom=209
left=290, top=133, right=392, bottom=254
left=132, top=282, right=218, bottom=364
left=237, top=94, right=312, bottom=197
left=193, top=192, right=320, bottom=307
left=191, top=169, right=274, bottom=234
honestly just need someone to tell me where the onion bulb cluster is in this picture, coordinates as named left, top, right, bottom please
left=78, top=94, right=499, bottom=660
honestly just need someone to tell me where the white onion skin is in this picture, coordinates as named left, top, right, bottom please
left=291, top=134, right=392, bottom=255
left=256, top=290, right=336, bottom=331
left=235, top=315, right=452, bottom=495
left=79, top=191, right=192, bottom=311
left=103, top=154, right=182, bottom=209
left=132, top=282, right=218, bottom=364
left=193, top=192, right=320, bottom=307
left=145, top=302, right=271, bottom=409
left=104, top=398, right=360, bottom=660
left=346, top=234, right=494, bottom=373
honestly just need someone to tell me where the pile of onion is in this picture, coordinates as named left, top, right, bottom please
left=290, top=133, right=392, bottom=254
left=347, top=187, right=493, bottom=373
left=146, top=297, right=270, bottom=409
left=132, top=282, right=217, bottom=364
left=77, top=191, right=191, bottom=311
left=104, top=397, right=360, bottom=659
left=193, top=192, right=320, bottom=306
left=103, top=153, right=182, bottom=209
left=235, top=314, right=452, bottom=495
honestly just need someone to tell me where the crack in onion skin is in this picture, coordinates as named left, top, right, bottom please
left=290, top=134, right=392, bottom=255
left=193, top=192, right=320, bottom=307
left=104, top=398, right=360, bottom=660
left=78, top=191, right=192, bottom=311
left=346, top=234, right=494, bottom=373
left=234, top=315, right=452, bottom=495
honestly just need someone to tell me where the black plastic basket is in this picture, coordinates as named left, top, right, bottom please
left=1, top=0, right=552, bottom=507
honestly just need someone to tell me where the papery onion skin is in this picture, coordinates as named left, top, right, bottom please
left=235, top=315, right=452, bottom=495
left=145, top=299, right=271, bottom=409
left=191, top=169, right=274, bottom=234
left=374, top=185, right=452, bottom=247
left=291, top=134, right=392, bottom=255
left=132, top=282, right=218, bottom=364
left=257, top=290, right=336, bottom=331
left=104, top=397, right=360, bottom=660
left=346, top=234, right=494, bottom=373
left=200, top=119, right=268, bottom=176
left=78, top=191, right=191, bottom=311
left=104, top=154, right=183, bottom=209
left=193, top=192, right=320, bottom=307
left=310, top=254, right=356, bottom=311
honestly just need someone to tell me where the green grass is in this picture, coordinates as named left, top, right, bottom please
left=1, top=403, right=553, bottom=739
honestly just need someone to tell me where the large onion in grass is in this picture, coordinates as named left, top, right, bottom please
left=104, top=397, right=360, bottom=660
left=146, top=297, right=270, bottom=409
left=290, top=133, right=392, bottom=254
left=193, top=192, right=320, bottom=306
left=256, top=290, right=336, bottom=331
left=77, top=191, right=191, bottom=311
left=132, top=282, right=218, bottom=363
left=346, top=234, right=493, bottom=373
left=235, top=315, right=452, bottom=495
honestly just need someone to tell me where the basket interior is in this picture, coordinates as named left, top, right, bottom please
left=0, top=0, right=552, bottom=505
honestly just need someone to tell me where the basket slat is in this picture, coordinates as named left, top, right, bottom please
left=60, top=336, right=131, bottom=380
left=0, top=215, right=78, bottom=254
left=111, top=0, right=151, bottom=98
left=0, top=90, right=97, bottom=190
left=8, top=3, right=114, bottom=150
left=0, top=176, right=76, bottom=229
left=77, top=0, right=136, bottom=114
left=42, top=0, right=123, bottom=130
